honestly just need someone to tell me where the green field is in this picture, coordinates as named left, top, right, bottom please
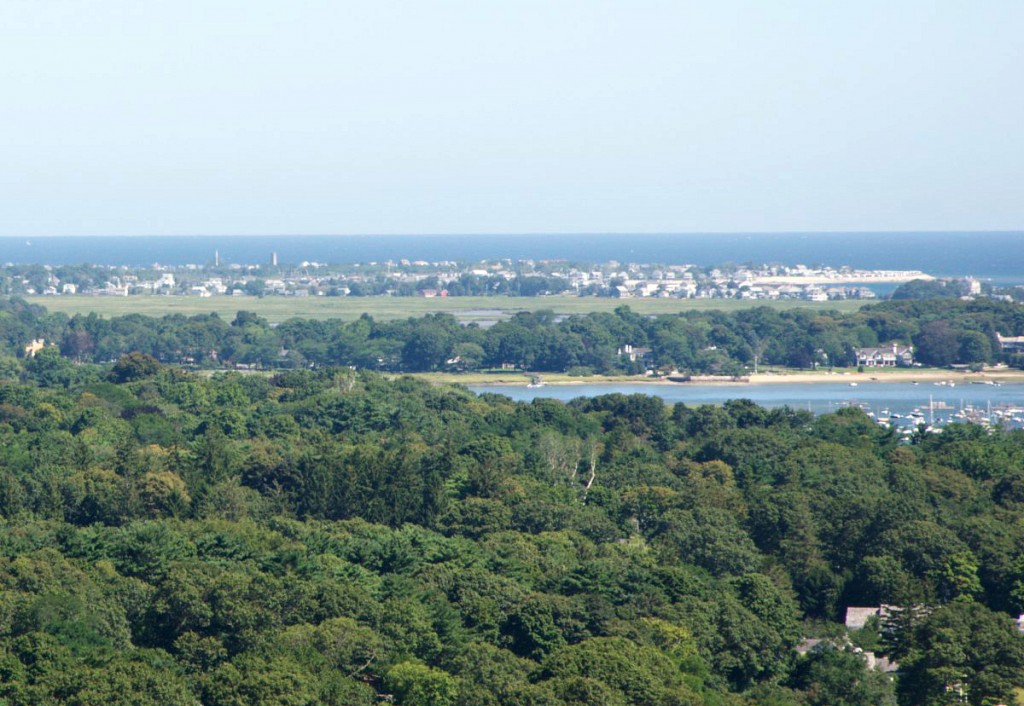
left=26, top=294, right=868, bottom=323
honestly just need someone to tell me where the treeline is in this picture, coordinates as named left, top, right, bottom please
left=0, top=361, right=1023, bottom=704
left=890, top=279, right=970, bottom=300
left=4, top=296, right=1024, bottom=374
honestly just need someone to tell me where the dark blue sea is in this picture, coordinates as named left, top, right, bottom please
left=2, top=232, right=1023, bottom=282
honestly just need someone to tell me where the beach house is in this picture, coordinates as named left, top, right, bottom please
left=854, top=343, right=914, bottom=368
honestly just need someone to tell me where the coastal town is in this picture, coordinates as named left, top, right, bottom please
left=1, top=257, right=942, bottom=302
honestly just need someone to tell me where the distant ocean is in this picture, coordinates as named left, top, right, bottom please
left=1, top=232, right=1022, bottom=283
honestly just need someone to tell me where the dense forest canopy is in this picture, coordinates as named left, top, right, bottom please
left=4, top=297, right=1024, bottom=373
left=0, top=349, right=1022, bottom=705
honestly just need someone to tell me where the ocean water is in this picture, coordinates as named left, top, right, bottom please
left=1, top=232, right=1022, bottom=282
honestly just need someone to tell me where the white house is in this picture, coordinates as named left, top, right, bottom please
left=854, top=343, right=914, bottom=368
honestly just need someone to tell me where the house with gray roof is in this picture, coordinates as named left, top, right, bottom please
left=854, top=343, right=914, bottom=368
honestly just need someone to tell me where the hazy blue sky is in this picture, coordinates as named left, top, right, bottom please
left=1, top=1, right=1022, bottom=235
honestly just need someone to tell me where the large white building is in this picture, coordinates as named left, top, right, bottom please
left=854, top=343, right=914, bottom=367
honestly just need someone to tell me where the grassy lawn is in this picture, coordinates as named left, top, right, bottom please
left=26, top=294, right=867, bottom=323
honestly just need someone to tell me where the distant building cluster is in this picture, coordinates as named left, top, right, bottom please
left=591, top=263, right=889, bottom=302
left=2, top=257, right=941, bottom=301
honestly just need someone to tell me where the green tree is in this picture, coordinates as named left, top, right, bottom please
left=913, top=321, right=960, bottom=367
left=539, top=636, right=701, bottom=706
left=957, top=330, right=992, bottom=364
left=788, top=646, right=896, bottom=706
left=897, top=602, right=1024, bottom=706
left=384, top=661, right=459, bottom=706
left=110, top=352, right=163, bottom=382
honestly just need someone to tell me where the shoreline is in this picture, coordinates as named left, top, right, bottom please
left=415, top=367, right=1024, bottom=387
left=747, top=369, right=1024, bottom=385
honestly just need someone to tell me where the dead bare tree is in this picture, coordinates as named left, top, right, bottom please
left=537, top=432, right=582, bottom=486
left=581, top=438, right=601, bottom=501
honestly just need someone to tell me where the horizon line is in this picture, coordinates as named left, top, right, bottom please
left=2, top=229, right=1022, bottom=238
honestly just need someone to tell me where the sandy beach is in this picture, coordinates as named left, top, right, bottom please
left=746, top=368, right=1024, bottom=385
left=414, top=367, right=1024, bottom=387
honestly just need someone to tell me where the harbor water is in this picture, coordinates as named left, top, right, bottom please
left=469, top=380, right=1024, bottom=430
